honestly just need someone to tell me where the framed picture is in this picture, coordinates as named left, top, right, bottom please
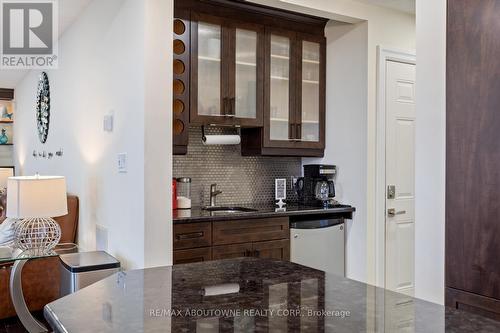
left=0, top=101, right=13, bottom=122
left=0, top=123, right=13, bottom=145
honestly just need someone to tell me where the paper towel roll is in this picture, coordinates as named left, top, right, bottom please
left=203, top=283, right=240, bottom=296
left=202, top=135, right=241, bottom=145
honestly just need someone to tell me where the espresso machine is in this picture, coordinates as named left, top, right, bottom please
left=301, top=164, right=337, bottom=207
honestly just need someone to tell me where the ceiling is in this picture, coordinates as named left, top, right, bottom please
left=0, top=0, right=93, bottom=89
left=355, top=0, right=415, bottom=14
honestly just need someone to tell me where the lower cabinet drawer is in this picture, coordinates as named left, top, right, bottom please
left=253, top=239, right=290, bottom=261
left=212, top=243, right=253, bottom=260
left=213, top=217, right=289, bottom=245
left=174, top=247, right=212, bottom=265
left=211, top=240, right=290, bottom=261
left=173, top=222, right=212, bottom=250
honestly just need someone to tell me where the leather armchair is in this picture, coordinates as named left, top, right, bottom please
left=0, top=195, right=79, bottom=320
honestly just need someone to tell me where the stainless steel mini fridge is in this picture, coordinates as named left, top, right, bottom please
left=290, top=218, right=345, bottom=276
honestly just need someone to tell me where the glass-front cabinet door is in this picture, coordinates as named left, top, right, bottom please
left=264, top=30, right=325, bottom=150
left=295, top=34, right=325, bottom=149
left=269, top=34, right=291, bottom=141
left=264, top=30, right=297, bottom=147
left=196, top=20, right=222, bottom=117
left=191, top=14, right=263, bottom=126
left=234, top=27, right=260, bottom=121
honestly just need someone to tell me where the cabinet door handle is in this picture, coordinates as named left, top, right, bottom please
left=223, top=98, right=236, bottom=117
left=296, top=123, right=302, bottom=140
left=230, top=97, right=236, bottom=116
left=176, top=232, right=203, bottom=240
left=223, top=97, right=229, bottom=116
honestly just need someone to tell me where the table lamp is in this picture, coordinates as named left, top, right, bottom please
left=0, top=167, right=14, bottom=193
left=6, top=175, right=68, bottom=252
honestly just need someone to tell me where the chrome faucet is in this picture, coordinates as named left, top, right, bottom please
left=209, top=184, right=222, bottom=207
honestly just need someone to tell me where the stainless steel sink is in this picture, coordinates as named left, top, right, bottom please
left=202, top=206, right=258, bottom=213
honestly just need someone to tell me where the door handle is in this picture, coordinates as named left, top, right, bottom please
left=387, top=208, right=406, bottom=217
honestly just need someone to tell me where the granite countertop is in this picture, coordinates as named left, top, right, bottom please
left=173, top=203, right=356, bottom=223
left=45, top=258, right=500, bottom=333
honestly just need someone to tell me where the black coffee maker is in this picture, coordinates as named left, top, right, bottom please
left=301, top=164, right=336, bottom=207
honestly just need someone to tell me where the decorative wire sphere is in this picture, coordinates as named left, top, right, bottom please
left=14, top=217, right=61, bottom=252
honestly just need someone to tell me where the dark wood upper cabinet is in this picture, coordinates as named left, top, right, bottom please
left=190, top=13, right=264, bottom=127
left=174, top=0, right=327, bottom=156
left=241, top=30, right=326, bottom=157
left=262, top=30, right=326, bottom=152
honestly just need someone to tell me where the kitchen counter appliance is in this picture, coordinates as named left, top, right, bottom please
left=303, top=164, right=337, bottom=207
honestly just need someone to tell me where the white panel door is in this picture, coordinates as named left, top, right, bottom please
left=385, top=60, right=416, bottom=296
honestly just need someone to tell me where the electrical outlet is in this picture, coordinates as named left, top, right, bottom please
left=117, top=153, right=127, bottom=173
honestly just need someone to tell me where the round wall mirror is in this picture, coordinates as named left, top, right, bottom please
left=36, top=72, right=50, bottom=143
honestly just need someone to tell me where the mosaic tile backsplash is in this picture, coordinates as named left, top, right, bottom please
left=173, top=126, right=302, bottom=207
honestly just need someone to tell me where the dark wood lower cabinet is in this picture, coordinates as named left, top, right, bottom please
left=173, top=247, right=212, bottom=264
left=173, top=222, right=212, bottom=250
left=212, top=217, right=289, bottom=245
left=212, top=243, right=252, bottom=260
left=253, top=240, right=290, bottom=261
left=173, top=217, right=291, bottom=264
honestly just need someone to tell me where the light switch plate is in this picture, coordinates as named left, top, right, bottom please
left=103, top=114, right=114, bottom=132
left=117, top=153, right=127, bottom=173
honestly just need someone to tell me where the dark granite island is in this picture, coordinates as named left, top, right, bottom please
left=44, top=258, right=500, bottom=332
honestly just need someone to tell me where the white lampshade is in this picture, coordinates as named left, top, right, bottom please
left=0, top=168, right=14, bottom=189
left=6, top=176, right=68, bottom=218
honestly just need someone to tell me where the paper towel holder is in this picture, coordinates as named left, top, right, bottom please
left=201, top=124, right=241, bottom=142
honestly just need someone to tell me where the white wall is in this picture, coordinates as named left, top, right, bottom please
left=144, top=0, right=173, bottom=268
left=253, top=0, right=415, bottom=282
left=306, top=21, right=368, bottom=282
left=414, top=0, right=446, bottom=304
left=13, top=0, right=173, bottom=269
